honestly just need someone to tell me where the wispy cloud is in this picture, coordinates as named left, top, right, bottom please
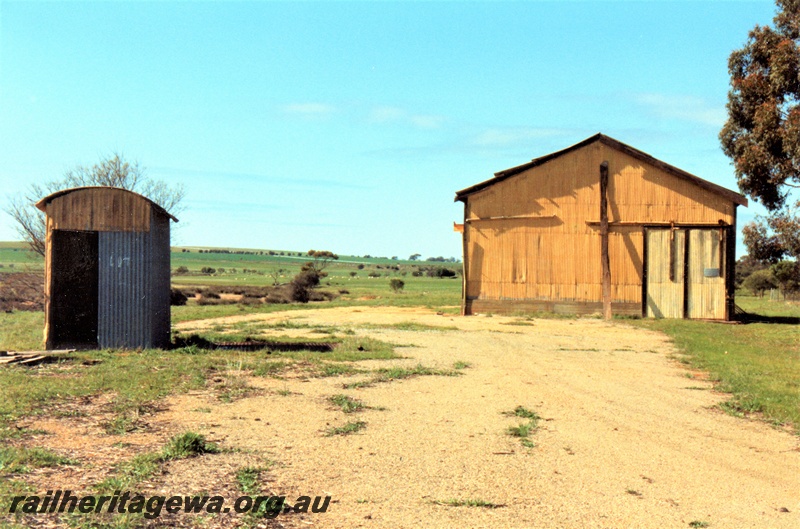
left=368, top=105, right=445, bottom=129
left=281, top=102, right=337, bottom=117
left=635, top=93, right=726, bottom=127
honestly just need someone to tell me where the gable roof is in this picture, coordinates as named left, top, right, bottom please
left=454, top=133, right=748, bottom=206
left=35, top=186, right=179, bottom=222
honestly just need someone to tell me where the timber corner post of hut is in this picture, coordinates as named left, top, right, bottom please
left=454, top=133, right=748, bottom=321
left=35, top=187, right=178, bottom=350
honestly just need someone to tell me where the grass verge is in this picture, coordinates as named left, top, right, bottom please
left=630, top=296, right=800, bottom=430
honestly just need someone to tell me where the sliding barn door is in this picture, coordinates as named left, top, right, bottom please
left=646, top=228, right=726, bottom=319
left=645, top=228, right=685, bottom=318
left=686, top=230, right=726, bottom=320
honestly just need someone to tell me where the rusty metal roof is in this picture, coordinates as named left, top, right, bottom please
left=35, top=186, right=179, bottom=222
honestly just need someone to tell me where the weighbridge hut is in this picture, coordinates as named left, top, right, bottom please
left=454, top=134, right=748, bottom=320
left=36, top=187, right=177, bottom=349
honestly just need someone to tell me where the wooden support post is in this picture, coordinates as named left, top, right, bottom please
left=461, top=203, right=469, bottom=316
left=599, top=161, right=612, bottom=320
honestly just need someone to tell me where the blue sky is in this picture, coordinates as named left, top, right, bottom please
left=0, top=0, right=777, bottom=258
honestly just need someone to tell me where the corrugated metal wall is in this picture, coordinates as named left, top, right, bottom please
left=461, top=141, right=737, bottom=317
left=98, top=231, right=152, bottom=348
left=687, top=230, right=726, bottom=320
left=646, top=229, right=685, bottom=318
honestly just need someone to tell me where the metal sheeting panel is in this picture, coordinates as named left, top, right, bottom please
left=461, top=141, right=735, bottom=310
left=646, top=229, right=685, bottom=319
left=98, top=231, right=153, bottom=348
left=687, top=229, right=726, bottom=320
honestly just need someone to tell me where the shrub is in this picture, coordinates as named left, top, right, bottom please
left=238, top=296, right=262, bottom=306
left=290, top=282, right=310, bottom=303
left=174, top=266, right=189, bottom=275
left=771, top=260, right=800, bottom=299
left=742, top=269, right=776, bottom=297
left=162, top=432, right=219, bottom=460
left=200, top=267, right=216, bottom=275
left=289, top=271, right=320, bottom=303
left=196, top=297, right=235, bottom=306
left=294, top=270, right=321, bottom=289
left=308, top=290, right=338, bottom=302
left=390, top=279, right=405, bottom=293
left=427, top=266, right=457, bottom=278
left=368, top=271, right=381, bottom=278
left=170, top=289, right=188, bottom=306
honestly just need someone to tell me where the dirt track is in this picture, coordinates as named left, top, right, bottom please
left=172, top=307, right=800, bottom=528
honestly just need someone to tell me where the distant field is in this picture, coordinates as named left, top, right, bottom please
left=0, top=243, right=459, bottom=275
left=0, top=242, right=463, bottom=319
left=0, top=243, right=42, bottom=271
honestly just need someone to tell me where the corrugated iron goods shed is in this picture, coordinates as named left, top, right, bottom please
left=454, top=133, right=748, bottom=320
left=35, top=187, right=177, bottom=349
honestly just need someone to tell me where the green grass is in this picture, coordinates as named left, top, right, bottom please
left=236, top=466, right=269, bottom=494
left=169, top=245, right=462, bottom=314
left=0, top=349, right=213, bottom=440
left=328, top=394, right=366, bottom=413
left=629, top=295, right=800, bottom=430
left=0, top=478, right=36, bottom=528
left=344, top=363, right=461, bottom=389
left=507, top=422, right=535, bottom=438
left=0, top=244, right=42, bottom=270
left=0, top=446, right=76, bottom=474
left=505, top=405, right=540, bottom=421
left=504, top=406, right=540, bottom=448
left=0, top=311, right=44, bottom=351
left=96, top=431, right=218, bottom=494
left=313, top=363, right=363, bottom=378
left=0, top=331, right=400, bottom=442
left=324, top=420, right=366, bottom=437
left=161, top=431, right=219, bottom=459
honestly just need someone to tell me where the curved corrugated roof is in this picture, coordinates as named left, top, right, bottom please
left=35, top=186, right=179, bottom=222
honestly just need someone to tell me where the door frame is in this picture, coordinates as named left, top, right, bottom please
left=47, top=229, right=99, bottom=349
left=642, top=224, right=735, bottom=320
